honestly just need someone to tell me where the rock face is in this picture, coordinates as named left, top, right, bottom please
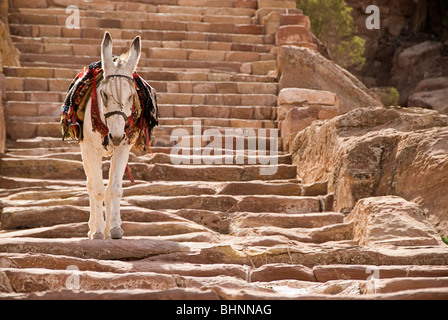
left=345, top=0, right=448, bottom=107
left=346, top=196, right=441, bottom=247
left=408, top=77, right=448, bottom=114
left=292, top=107, right=448, bottom=234
left=277, top=88, right=339, bottom=151
left=277, top=46, right=383, bottom=114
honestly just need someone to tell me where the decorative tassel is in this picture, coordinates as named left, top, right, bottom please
left=125, top=164, right=135, bottom=184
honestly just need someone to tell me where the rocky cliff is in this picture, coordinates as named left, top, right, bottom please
left=346, top=0, right=448, bottom=108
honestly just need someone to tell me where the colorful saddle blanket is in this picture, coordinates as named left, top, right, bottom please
left=60, top=60, right=158, bottom=152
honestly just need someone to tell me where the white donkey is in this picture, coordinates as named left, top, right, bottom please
left=81, top=32, right=141, bottom=240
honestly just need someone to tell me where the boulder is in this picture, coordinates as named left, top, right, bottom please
left=408, top=77, right=448, bottom=114
left=291, top=107, right=448, bottom=234
left=397, top=41, right=442, bottom=70
left=346, top=196, right=441, bottom=247
left=278, top=88, right=339, bottom=150
left=278, top=88, right=338, bottom=107
left=277, top=46, right=383, bottom=114
left=408, top=89, right=448, bottom=114
left=276, top=25, right=314, bottom=47
left=0, top=20, right=20, bottom=67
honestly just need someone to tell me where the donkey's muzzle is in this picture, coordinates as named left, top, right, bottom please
left=109, top=133, right=126, bottom=146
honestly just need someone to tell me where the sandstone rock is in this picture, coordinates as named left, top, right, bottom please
left=301, top=181, right=328, bottom=197
left=314, top=265, right=448, bottom=282
left=276, top=25, right=313, bottom=47
left=291, top=107, right=448, bottom=234
left=250, top=264, right=316, bottom=282
left=413, top=77, right=448, bottom=93
left=278, top=88, right=338, bottom=107
left=0, top=238, right=190, bottom=260
left=0, top=20, right=20, bottom=67
left=0, top=268, right=178, bottom=293
left=277, top=46, right=383, bottom=113
left=0, top=102, right=5, bottom=154
left=258, top=0, right=296, bottom=9
left=408, top=88, right=448, bottom=114
left=236, top=0, right=258, bottom=9
left=234, top=195, right=320, bottom=214
left=231, top=212, right=344, bottom=229
left=261, top=11, right=281, bottom=36
left=407, top=77, right=448, bottom=114
left=397, top=41, right=442, bottom=69
left=280, top=107, right=317, bottom=151
left=391, top=41, right=446, bottom=105
left=346, top=196, right=441, bottom=247
left=277, top=88, right=339, bottom=151
left=280, top=14, right=311, bottom=30
left=9, top=288, right=221, bottom=300
left=363, top=277, right=448, bottom=295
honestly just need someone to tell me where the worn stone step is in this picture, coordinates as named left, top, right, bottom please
left=231, top=212, right=345, bottom=229
left=150, top=135, right=280, bottom=152
left=231, top=221, right=353, bottom=243
left=5, top=102, right=277, bottom=122
left=6, top=78, right=278, bottom=96
left=12, top=36, right=274, bottom=56
left=9, top=13, right=264, bottom=36
left=10, top=25, right=273, bottom=47
left=0, top=157, right=296, bottom=181
left=4, top=149, right=290, bottom=168
left=5, top=103, right=277, bottom=125
left=11, top=7, right=256, bottom=24
left=6, top=90, right=278, bottom=106
left=159, top=93, right=277, bottom=106
left=125, top=195, right=320, bottom=213
left=16, top=54, right=245, bottom=74
left=5, top=116, right=278, bottom=140
left=10, top=0, right=246, bottom=12
left=0, top=267, right=180, bottom=293
left=0, top=204, right=225, bottom=231
left=4, top=66, right=276, bottom=83
left=313, top=265, right=448, bottom=282
left=2, top=193, right=318, bottom=215
left=150, top=242, right=448, bottom=269
left=0, top=221, right=215, bottom=239
left=0, top=237, right=189, bottom=260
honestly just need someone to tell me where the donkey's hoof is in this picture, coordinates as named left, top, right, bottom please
left=110, top=228, right=123, bottom=239
left=92, top=232, right=105, bottom=240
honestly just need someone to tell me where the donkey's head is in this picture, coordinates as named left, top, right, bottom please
left=100, top=32, right=141, bottom=147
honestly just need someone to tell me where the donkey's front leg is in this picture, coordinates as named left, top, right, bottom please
left=81, top=144, right=106, bottom=240
left=105, top=146, right=131, bottom=239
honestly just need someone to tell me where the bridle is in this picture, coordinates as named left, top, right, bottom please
left=101, top=74, right=135, bottom=123
left=90, top=70, right=139, bottom=149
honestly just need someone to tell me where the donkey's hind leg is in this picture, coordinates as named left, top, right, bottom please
left=81, top=143, right=106, bottom=240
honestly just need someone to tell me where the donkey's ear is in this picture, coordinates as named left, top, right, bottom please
left=125, top=35, right=141, bottom=73
left=101, top=32, right=114, bottom=74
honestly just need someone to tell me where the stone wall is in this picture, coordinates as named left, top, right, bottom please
left=0, top=0, right=20, bottom=153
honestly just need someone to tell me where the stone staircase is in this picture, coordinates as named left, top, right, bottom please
left=1, top=0, right=448, bottom=300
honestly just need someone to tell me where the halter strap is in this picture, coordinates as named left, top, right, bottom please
left=104, top=110, right=129, bottom=122
left=106, top=74, right=134, bottom=82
